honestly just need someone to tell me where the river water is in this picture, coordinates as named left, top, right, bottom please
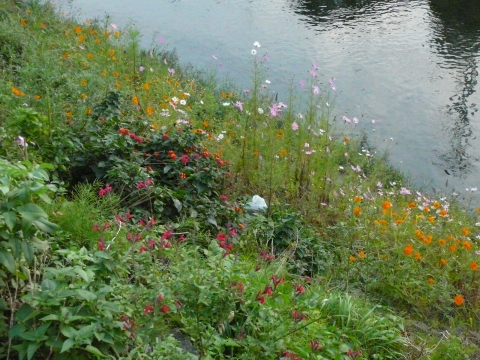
left=55, top=0, right=480, bottom=201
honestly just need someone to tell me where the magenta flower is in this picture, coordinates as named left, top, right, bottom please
left=136, top=181, right=146, bottom=189
left=220, top=194, right=228, bottom=201
left=158, top=37, right=164, bottom=43
left=181, top=154, right=189, bottom=165
left=162, top=230, right=173, bottom=240
left=291, top=122, right=299, bottom=131
left=312, top=60, right=318, bottom=70
left=310, top=70, right=317, bottom=78
left=217, top=233, right=227, bottom=242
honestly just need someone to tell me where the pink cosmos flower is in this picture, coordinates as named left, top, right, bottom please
left=291, top=122, right=299, bottom=131
left=313, top=86, right=320, bottom=95
left=234, top=101, right=243, bottom=111
left=329, top=78, right=336, bottom=90
left=212, top=55, right=218, bottom=60
left=168, top=68, right=175, bottom=75
left=310, top=70, right=317, bottom=78
left=158, top=37, right=164, bottom=43
left=299, top=80, right=305, bottom=87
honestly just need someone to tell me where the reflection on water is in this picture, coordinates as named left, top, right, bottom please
left=291, top=0, right=480, bottom=179
left=429, top=0, right=480, bottom=177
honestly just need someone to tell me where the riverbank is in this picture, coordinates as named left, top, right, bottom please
left=1, top=1, right=480, bottom=358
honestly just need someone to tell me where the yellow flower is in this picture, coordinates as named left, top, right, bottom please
left=75, top=26, right=82, bottom=34
left=87, top=53, right=94, bottom=59
left=78, top=35, right=85, bottom=42
left=427, top=278, right=434, bottom=285
left=358, top=251, right=366, bottom=259
left=81, top=80, right=88, bottom=86
left=146, top=107, right=154, bottom=115
left=349, top=256, right=356, bottom=262
left=143, top=83, right=150, bottom=91
left=132, top=96, right=139, bottom=105
left=354, top=196, right=363, bottom=203
left=21, top=19, right=27, bottom=26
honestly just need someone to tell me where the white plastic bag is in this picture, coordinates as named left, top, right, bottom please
left=246, top=195, right=267, bottom=212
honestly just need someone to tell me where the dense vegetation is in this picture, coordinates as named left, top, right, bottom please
left=1, top=0, right=480, bottom=358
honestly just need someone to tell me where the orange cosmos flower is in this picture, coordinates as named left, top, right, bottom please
left=470, top=261, right=478, bottom=271
left=353, top=207, right=361, bottom=216
left=449, top=245, right=457, bottom=253
left=11, top=87, right=25, bottom=96
left=463, top=241, right=472, bottom=251
left=408, top=202, right=416, bottom=208
left=439, top=209, right=448, bottom=217
left=454, top=295, right=464, bottom=306
left=146, top=107, right=154, bottom=115
left=354, top=196, right=363, bottom=203
left=382, top=201, right=392, bottom=210
left=349, top=256, right=356, bottom=262
left=440, top=258, right=447, bottom=266
left=75, top=26, right=82, bottom=34
left=21, top=19, right=27, bottom=26
left=462, top=228, right=470, bottom=236
left=438, top=239, right=446, bottom=246
left=428, top=278, right=434, bottom=285
left=358, top=251, right=366, bottom=259
left=414, top=252, right=421, bottom=260
left=132, top=96, right=139, bottom=105
left=404, top=244, right=413, bottom=255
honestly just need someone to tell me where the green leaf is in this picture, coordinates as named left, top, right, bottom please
left=27, top=342, right=42, bottom=360
left=85, top=345, right=105, bottom=357
left=21, top=241, right=34, bottom=265
left=32, top=218, right=57, bottom=233
left=17, top=203, right=48, bottom=225
left=173, top=198, right=182, bottom=212
left=76, top=289, right=97, bottom=301
left=40, top=314, right=60, bottom=321
left=41, top=279, right=57, bottom=291
left=163, top=165, right=172, bottom=173
left=0, top=249, right=16, bottom=274
left=60, top=325, right=76, bottom=338
left=9, top=324, right=26, bottom=339
left=61, top=338, right=76, bottom=353
left=3, top=211, right=17, bottom=231
left=75, top=268, right=90, bottom=282
left=207, top=216, right=217, bottom=227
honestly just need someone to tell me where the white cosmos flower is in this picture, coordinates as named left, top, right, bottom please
left=251, top=49, right=257, bottom=55
left=265, top=80, right=271, bottom=84
left=223, top=102, right=230, bottom=106
left=253, top=41, right=261, bottom=48
left=171, top=97, right=179, bottom=104
left=257, top=108, right=264, bottom=114
left=180, top=99, right=187, bottom=105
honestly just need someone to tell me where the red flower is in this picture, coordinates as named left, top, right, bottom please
left=181, top=154, right=189, bottom=165
left=119, top=128, right=129, bottom=135
left=178, top=234, right=186, bottom=243
left=136, top=181, right=146, bottom=189
left=293, top=284, right=305, bottom=296
left=256, top=291, right=266, bottom=304
left=139, top=245, right=148, bottom=254
left=220, top=194, right=228, bottom=201
left=92, top=224, right=100, bottom=231
left=162, top=134, right=170, bottom=140
left=157, top=294, right=164, bottom=302
left=144, top=305, right=154, bottom=315
left=263, top=285, right=273, bottom=296
left=217, top=233, right=227, bottom=242
left=98, top=241, right=105, bottom=251
left=162, top=230, right=173, bottom=240
left=160, top=305, right=169, bottom=314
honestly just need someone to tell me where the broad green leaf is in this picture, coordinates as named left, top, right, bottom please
left=207, top=216, right=217, bottom=227
left=60, top=338, right=75, bottom=353
left=9, top=324, right=26, bottom=339
left=17, top=203, right=48, bottom=224
left=0, top=249, right=16, bottom=274
left=75, top=268, right=90, bottom=282
left=85, top=345, right=105, bottom=357
left=40, top=314, right=60, bottom=321
left=60, top=325, right=76, bottom=338
left=3, top=211, right=17, bottom=231
left=76, top=289, right=97, bottom=301
left=27, top=342, right=42, bottom=360
left=41, top=279, right=57, bottom=291
left=21, top=241, right=34, bottom=265
left=172, top=198, right=182, bottom=212
left=32, top=218, right=57, bottom=233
